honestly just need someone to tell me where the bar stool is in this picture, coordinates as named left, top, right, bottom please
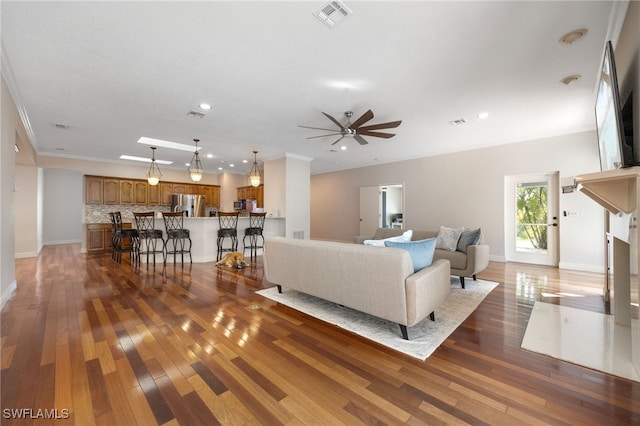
left=108, top=212, right=139, bottom=264
left=133, top=212, right=164, bottom=265
left=162, top=211, right=192, bottom=265
left=243, top=212, right=266, bottom=261
left=217, top=212, right=239, bottom=261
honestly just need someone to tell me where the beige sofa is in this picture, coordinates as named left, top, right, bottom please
left=355, top=228, right=489, bottom=289
left=263, top=236, right=451, bottom=340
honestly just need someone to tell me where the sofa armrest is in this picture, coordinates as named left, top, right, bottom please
left=466, top=244, right=490, bottom=275
left=353, top=235, right=371, bottom=244
left=404, top=259, right=451, bottom=326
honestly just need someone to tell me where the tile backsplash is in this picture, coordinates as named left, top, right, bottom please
left=84, top=205, right=171, bottom=224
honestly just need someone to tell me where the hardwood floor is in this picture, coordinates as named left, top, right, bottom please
left=2, top=244, right=639, bottom=425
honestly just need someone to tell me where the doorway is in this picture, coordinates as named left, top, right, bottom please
left=359, top=184, right=404, bottom=236
left=504, top=173, right=559, bottom=266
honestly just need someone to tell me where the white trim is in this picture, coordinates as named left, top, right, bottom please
left=606, top=0, right=630, bottom=48
left=1, top=281, right=17, bottom=310
left=15, top=251, right=38, bottom=259
left=43, top=239, right=82, bottom=246
left=559, top=261, right=605, bottom=274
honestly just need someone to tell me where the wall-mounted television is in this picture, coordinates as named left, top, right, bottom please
left=595, top=40, right=635, bottom=171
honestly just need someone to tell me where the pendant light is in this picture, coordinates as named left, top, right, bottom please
left=248, top=150, right=261, bottom=187
left=147, top=147, right=162, bottom=186
left=189, top=138, right=203, bottom=182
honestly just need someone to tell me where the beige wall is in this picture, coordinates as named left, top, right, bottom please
left=14, top=164, right=41, bottom=257
left=311, top=131, right=604, bottom=270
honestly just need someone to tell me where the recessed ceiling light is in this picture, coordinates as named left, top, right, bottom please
left=206, top=153, right=214, bottom=159
left=138, top=137, right=201, bottom=152
left=478, top=112, right=489, bottom=119
left=119, top=155, right=173, bottom=165
left=560, top=28, right=588, bottom=45
left=242, top=159, right=248, bottom=163
left=218, top=167, right=223, bottom=171
left=229, top=164, right=235, bottom=167
left=199, top=103, right=212, bottom=110
left=560, top=74, right=581, bottom=85
left=340, top=145, right=347, bottom=151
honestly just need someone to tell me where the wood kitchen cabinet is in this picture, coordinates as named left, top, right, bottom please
left=148, top=183, right=160, bottom=205
left=237, top=185, right=263, bottom=208
left=134, top=181, right=148, bottom=204
left=119, top=180, right=134, bottom=204
left=84, top=175, right=220, bottom=207
left=85, top=176, right=103, bottom=205
left=103, top=178, right=120, bottom=204
left=86, top=223, right=132, bottom=253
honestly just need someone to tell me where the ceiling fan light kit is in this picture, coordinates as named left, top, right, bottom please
left=147, top=146, right=162, bottom=186
left=189, top=138, right=204, bottom=182
left=299, top=109, right=401, bottom=146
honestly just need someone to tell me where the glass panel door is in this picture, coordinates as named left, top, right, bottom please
left=505, top=173, right=559, bottom=266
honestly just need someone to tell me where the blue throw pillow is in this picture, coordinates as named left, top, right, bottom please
left=384, top=238, right=436, bottom=273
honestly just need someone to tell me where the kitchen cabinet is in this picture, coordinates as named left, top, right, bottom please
left=85, top=176, right=103, bottom=205
left=84, top=175, right=220, bottom=207
left=103, top=179, right=120, bottom=204
left=134, top=181, right=148, bottom=204
left=120, top=180, right=134, bottom=204
left=237, top=185, right=264, bottom=208
left=148, top=183, right=160, bottom=205
left=160, top=182, right=174, bottom=205
left=86, top=223, right=132, bottom=253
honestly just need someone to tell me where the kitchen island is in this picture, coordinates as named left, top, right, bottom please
left=83, top=216, right=285, bottom=263
left=176, top=216, right=285, bottom=263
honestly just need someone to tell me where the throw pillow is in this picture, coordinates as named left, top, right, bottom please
left=457, top=228, right=481, bottom=253
left=364, top=229, right=413, bottom=246
left=435, top=226, right=464, bottom=252
left=384, top=238, right=436, bottom=273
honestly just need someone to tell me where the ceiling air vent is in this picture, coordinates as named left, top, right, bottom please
left=449, top=118, right=467, bottom=126
left=314, top=1, right=353, bottom=28
left=187, top=110, right=206, bottom=119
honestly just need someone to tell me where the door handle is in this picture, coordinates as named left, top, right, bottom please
left=548, top=223, right=557, bottom=227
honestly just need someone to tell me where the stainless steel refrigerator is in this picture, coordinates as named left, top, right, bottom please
left=171, top=194, right=205, bottom=217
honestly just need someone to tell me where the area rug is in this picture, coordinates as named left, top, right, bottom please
left=522, top=301, right=640, bottom=382
left=256, top=277, right=498, bottom=360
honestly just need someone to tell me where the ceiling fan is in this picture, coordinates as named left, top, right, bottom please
left=299, top=109, right=402, bottom=145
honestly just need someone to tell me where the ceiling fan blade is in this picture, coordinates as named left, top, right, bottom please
left=331, top=136, right=345, bottom=145
left=322, top=112, right=346, bottom=130
left=358, top=130, right=396, bottom=139
left=354, top=134, right=369, bottom=145
left=306, top=133, right=344, bottom=139
left=350, top=109, right=374, bottom=129
left=358, top=120, right=402, bottom=131
left=298, top=125, right=343, bottom=132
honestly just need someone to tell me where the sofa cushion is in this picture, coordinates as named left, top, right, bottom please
left=435, top=226, right=464, bottom=251
left=365, top=229, right=412, bottom=246
left=385, top=238, right=436, bottom=273
left=457, top=228, right=481, bottom=253
left=433, top=249, right=467, bottom=270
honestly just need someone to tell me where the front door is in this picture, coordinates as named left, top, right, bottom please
left=505, top=173, right=559, bottom=266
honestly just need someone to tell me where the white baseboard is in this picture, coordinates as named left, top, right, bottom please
left=559, top=261, right=605, bottom=273
left=489, top=255, right=506, bottom=262
left=43, top=239, right=82, bottom=246
left=1, top=280, right=17, bottom=310
left=15, top=251, right=38, bottom=259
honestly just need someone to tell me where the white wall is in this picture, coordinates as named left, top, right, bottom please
left=311, top=130, right=605, bottom=272
left=1, top=77, right=18, bottom=307
left=14, top=164, right=41, bottom=257
left=42, top=169, right=83, bottom=245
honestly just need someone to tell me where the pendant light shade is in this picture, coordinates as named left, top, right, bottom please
left=248, top=151, right=261, bottom=187
left=189, top=138, right=203, bottom=182
left=147, top=147, right=162, bottom=186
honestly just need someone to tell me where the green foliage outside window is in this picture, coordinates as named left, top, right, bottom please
left=516, top=184, right=548, bottom=250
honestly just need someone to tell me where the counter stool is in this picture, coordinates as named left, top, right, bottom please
left=162, top=211, right=192, bottom=265
left=133, top=212, right=164, bottom=265
left=217, top=212, right=239, bottom=261
left=243, top=212, right=266, bottom=261
left=108, top=212, right=139, bottom=264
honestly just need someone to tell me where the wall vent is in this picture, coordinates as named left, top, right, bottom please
left=187, top=110, right=206, bottom=119
left=448, top=118, right=467, bottom=126
left=292, top=231, right=305, bottom=239
left=313, top=1, right=352, bottom=28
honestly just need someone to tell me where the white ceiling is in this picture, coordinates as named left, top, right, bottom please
left=1, top=1, right=627, bottom=175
